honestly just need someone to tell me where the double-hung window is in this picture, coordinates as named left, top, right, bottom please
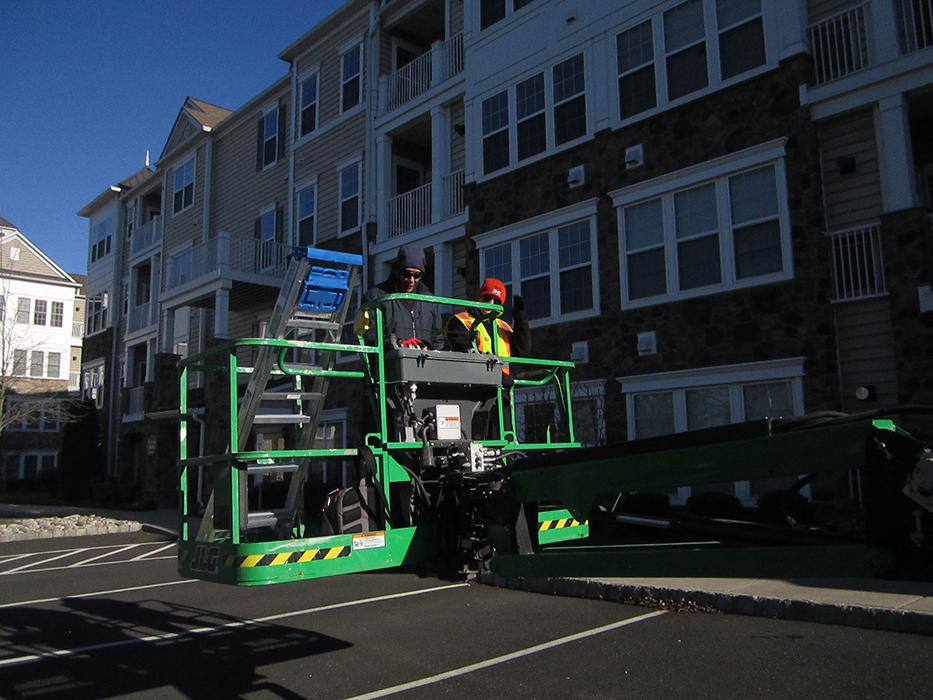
left=552, top=54, right=586, bottom=146
left=339, top=162, right=360, bottom=233
left=173, top=156, right=195, bottom=214
left=13, top=349, right=27, bottom=376
left=257, top=207, right=277, bottom=272
left=296, top=182, right=316, bottom=246
left=33, top=299, right=47, bottom=326
left=16, top=297, right=30, bottom=324
left=480, top=0, right=539, bottom=30
left=30, top=351, right=44, bottom=377
left=261, top=107, right=279, bottom=169
left=299, top=73, right=318, bottom=137
left=664, top=0, right=708, bottom=100
left=50, top=301, right=64, bottom=327
left=617, top=20, right=657, bottom=119
left=341, top=44, right=362, bottom=112
left=478, top=203, right=599, bottom=325
left=717, top=0, right=765, bottom=79
left=47, top=352, right=61, bottom=379
left=482, top=91, right=509, bottom=175
left=516, top=74, right=545, bottom=161
left=615, top=142, right=790, bottom=307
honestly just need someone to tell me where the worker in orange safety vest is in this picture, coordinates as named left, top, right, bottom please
left=445, top=278, right=530, bottom=374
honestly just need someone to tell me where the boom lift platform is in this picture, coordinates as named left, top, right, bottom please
left=178, top=248, right=933, bottom=585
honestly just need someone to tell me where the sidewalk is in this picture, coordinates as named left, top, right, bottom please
left=477, top=572, right=933, bottom=636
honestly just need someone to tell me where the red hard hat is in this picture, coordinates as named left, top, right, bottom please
left=478, top=278, right=506, bottom=304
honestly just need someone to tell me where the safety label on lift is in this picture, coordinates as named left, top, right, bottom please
left=352, top=532, right=386, bottom=551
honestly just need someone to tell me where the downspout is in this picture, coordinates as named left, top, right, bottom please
left=287, top=60, right=298, bottom=247
left=362, top=1, right=378, bottom=292
left=108, top=192, right=127, bottom=478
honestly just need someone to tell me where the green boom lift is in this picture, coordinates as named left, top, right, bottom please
left=177, top=248, right=933, bottom=585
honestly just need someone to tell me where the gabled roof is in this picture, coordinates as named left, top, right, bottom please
left=158, top=96, right=233, bottom=163
left=77, top=166, right=155, bottom=217
left=0, top=226, right=81, bottom=287
left=0, top=214, right=16, bottom=230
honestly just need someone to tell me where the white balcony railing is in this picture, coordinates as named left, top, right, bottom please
left=382, top=32, right=464, bottom=114
left=388, top=182, right=432, bottom=238
left=127, top=386, right=145, bottom=415
left=443, top=169, right=465, bottom=218
left=131, top=215, right=162, bottom=256
left=165, top=233, right=289, bottom=292
left=69, top=372, right=81, bottom=391
left=127, top=302, right=156, bottom=333
left=828, top=224, right=886, bottom=301
left=899, top=0, right=933, bottom=53
left=72, top=321, right=84, bottom=338
left=808, top=4, right=871, bottom=85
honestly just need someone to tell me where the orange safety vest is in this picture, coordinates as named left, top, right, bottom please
left=453, top=311, right=514, bottom=373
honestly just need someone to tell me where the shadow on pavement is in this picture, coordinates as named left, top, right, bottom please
left=0, top=596, right=351, bottom=698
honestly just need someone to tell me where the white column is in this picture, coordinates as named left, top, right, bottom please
left=431, top=105, right=451, bottom=223
left=376, top=134, right=393, bottom=241
left=214, top=286, right=231, bottom=339
left=430, top=40, right=444, bottom=87
left=433, top=241, right=453, bottom=297
left=216, top=231, right=231, bottom=278
left=162, top=308, right=176, bottom=353
left=874, top=94, right=920, bottom=212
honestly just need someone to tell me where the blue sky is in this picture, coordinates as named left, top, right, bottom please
left=0, top=0, right=345, bottom=277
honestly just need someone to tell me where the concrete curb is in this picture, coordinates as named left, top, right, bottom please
left=0, top=522, right=142, bottom=543
left=477, top=573, right=933, bottom=637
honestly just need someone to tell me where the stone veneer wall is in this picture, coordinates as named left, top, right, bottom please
left=881, top=208, right=933, bottom=403
left=466, top=56, right=839, bottom=440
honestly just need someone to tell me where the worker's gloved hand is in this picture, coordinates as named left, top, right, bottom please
left=512, top=295, right=525, bottom=314
left=398, top=337, right=428, bottom=349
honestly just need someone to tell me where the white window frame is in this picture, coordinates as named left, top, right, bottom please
left=479, top=0, right=541, bottom=32
left=476, top=48, right=591, bottom=178
left=260, top=104, right=280, bottom=170
left=6, top=399, right=61, bottom=432
left=172, top=154, right=196, bottom=216
left=3, top=452, right=57, bottom=480
left=86, top=290, right=110, bottom=336
left=611, top=0, right=772, bottom=130
left=620, top=357, right=806, bottom=505
left=16, top=296, right=30, bottom=324
left=47, top=351, right=61, bottom=379
left=298, top=69, right=319, bottom=139
left=50, top=300, right=64, bottom=328
left=337, top=155, right=362, bottom=237
left=340, top=41, right=363, bottom=114
left=295, top=178, right=317, bottom=247
left=32, top=299, right=47, bottom=325
left=258, top=204, right=278, bottom=272
left=83, top=359, right=106, bottom=407
left=475, top=198, right=600, bottom=327
left=515, top=379, right=606, bottom=447
left=612, top=138, right=792, bottom=309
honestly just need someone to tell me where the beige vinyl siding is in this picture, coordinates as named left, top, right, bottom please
left=227, top=310, right=253, bottom=338
left=808, top=0, right=861, bottom=22
left=819, top=109, right=882, bottom=231
left=834, top=297, right=898, bottom=409
left=449, top=0, right=463, bottom=36
left=294, top=112, right=366, bottom=242
left=162, top=144, right=207, bottom=269
left=295, top=16, right=368, bottom=127
left=70, top=346, right=82, bottom=373
left=450, top=100, right=465, bottom=172
left=1, top=240, right=59, bottom=277
left=211, top=96, right=290, bottom=242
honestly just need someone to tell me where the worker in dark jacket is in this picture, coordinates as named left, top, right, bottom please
left=445, top=278, right=530, bottom=373
left=364, top=244, right=445, bottom=350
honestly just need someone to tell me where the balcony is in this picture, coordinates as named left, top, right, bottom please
left=126, top=385, right=145, bottom=417
left=131, top=215, right=162, bottom=259
left=379, top=32, right=463, bottom=115
left=828, top=224, right=887, bottom=301
left=808, top=1, right=933, bottom=86
left=164, top=232, right=289, bottom=296
left=127, top=302, right=158, bottom=334
left=383, top=169, right=465, bottom=241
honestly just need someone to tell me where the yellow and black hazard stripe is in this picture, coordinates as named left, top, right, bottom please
left=237, top=545, right=350, bottom=568
left=538, top=518, right=587, bottom=532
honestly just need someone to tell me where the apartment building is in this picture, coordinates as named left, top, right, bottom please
left=79, top=0, right=933, bottom=508
left=1, top=216, right=84, bottom=482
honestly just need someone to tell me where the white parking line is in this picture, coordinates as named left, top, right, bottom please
left=345, top=610, right=668, bottom=700
left=3, top=549, right=88, bottom=575
left=0, top=539, right=173, bottom=557
left=0, top=555, right=177, bottom=577
left=129, top=542, right=176, bottom=560
left=66, top=543, right=145, bottom=567
left=0, top=579, right=198, bottom=609
left=0, top=583, right=469, bottom=668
